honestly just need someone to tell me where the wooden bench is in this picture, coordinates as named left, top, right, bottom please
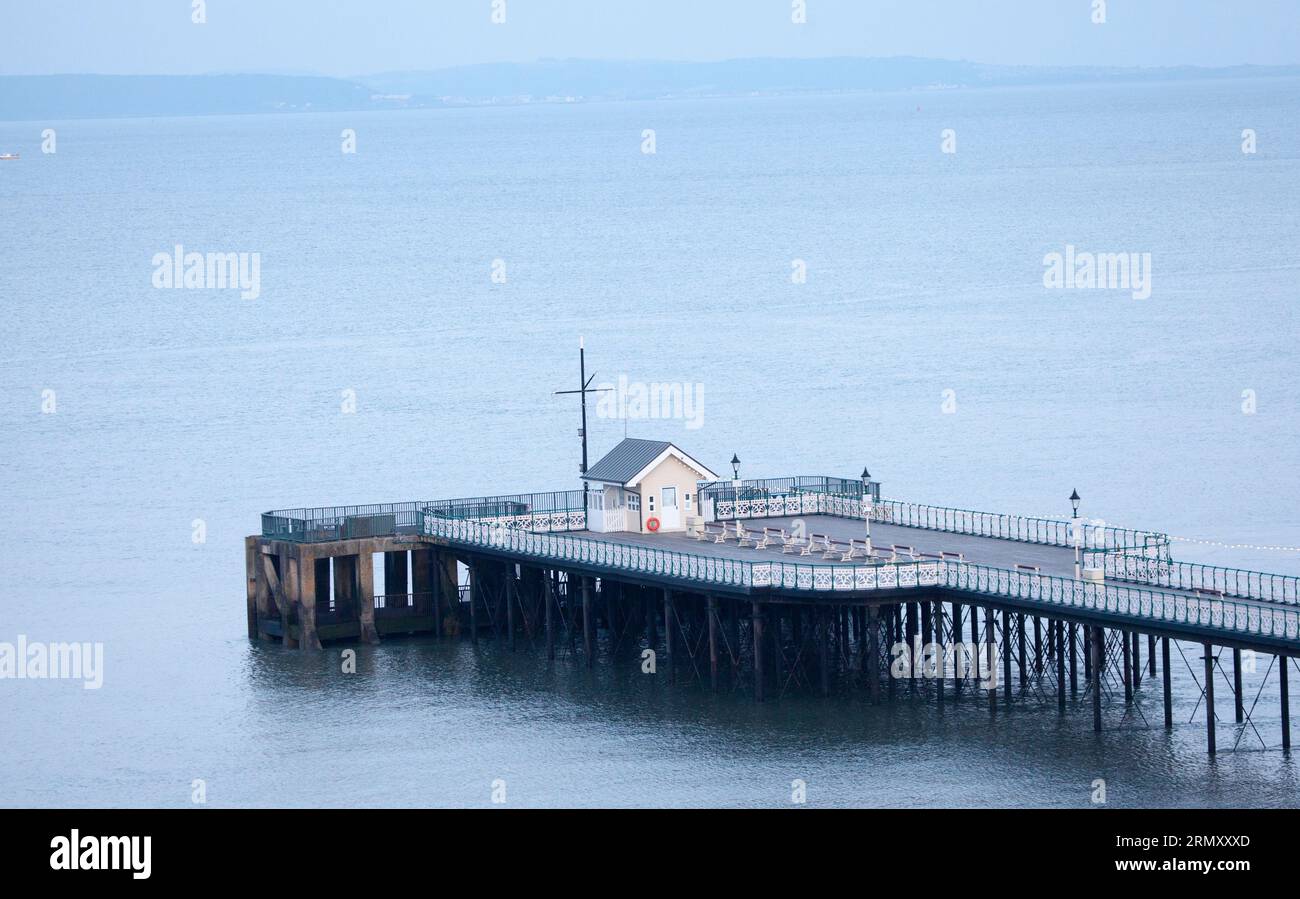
left=755, top=526, right=784, bottom=550
left=940, top=551, right=965, bottom=562
left=1015, top=563, right=1041, bottom=574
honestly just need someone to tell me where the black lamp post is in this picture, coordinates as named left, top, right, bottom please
left=731, top=454, right=741, bottom=481
left=1070, top=489, right=1082, bottom=578
left=862, top=467, right=873, bottom=551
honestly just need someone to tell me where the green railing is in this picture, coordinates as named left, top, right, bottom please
left=872, top=500, right=1169, bottom=555
left=707, top=489, right=1170, bottom=556
left=947, top=561, right=1300, bottom=643
left=421, top=512, right=942, bottom=592
left=263, top=491, right=586, bottom=543
left=1086, top=549, right=1300, bottom=606
left=698, top=475, right=881, bottom=507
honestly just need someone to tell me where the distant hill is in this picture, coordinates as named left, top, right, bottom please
left=3, top=58, right=1299, bottom=121
left=0, top=74, right=384, bottom=121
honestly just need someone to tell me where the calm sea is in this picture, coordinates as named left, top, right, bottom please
left=2, top=78, right=1299, bottom=807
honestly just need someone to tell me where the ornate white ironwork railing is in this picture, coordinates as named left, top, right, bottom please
left=946, top=562, right=1300, bottom=642
left=1092, top=550, right=1300, bottom=606
left=711, top=491, right=1170, bottom=556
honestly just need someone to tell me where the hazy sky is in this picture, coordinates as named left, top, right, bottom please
left=2, top=0, right=1297, bottom=76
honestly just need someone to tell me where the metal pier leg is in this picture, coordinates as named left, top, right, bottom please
left=867, top=605, right=881, bottom=704
left=1233, top=648, right=1244, bottom=723
left=982, top=610, right=993, bottom=717
left=1033, top=617, right=1042, bottom=675
left=582, top=578, right=594, bottom=667
left=729, top=598, right=740, bottom=685
left=545, top=575, right=555, bottom=660
left=646, top=591, right=657, bottom=652
left=1017, top=613, right=1027, bottom=687
left=1204, top=643, right=1216, bottom=755
left=770, top=605, right=783, bottom=694
left=752, top=602, right=765, bottom=702
left=507, top=573, right=516, bottom=652
left=935, top=602, right=945, bottom=706
left=883, top=602, right=894, bottom=701
left=1132, top=632, right=1141, bottom=690
left=905, top=603, right=916, bottom=694
left=1122, top=630, right=1132, bottom=702
left=921, top=601, right=932, bottom=648
left=663, top=589, right=674, bottom=685
left=1002, top=610, right=1011, bottom=704
left=1148, top=634, right=1157, bottom=676
left=1069, top=622, right=1078, bottom=696
left=1281, top=655, right=1291, bottom=751
left=1162, top=637, right=1172, bottom=728
left=970, top=606, right=980, bottom=679
left=429, top=550, right=441, bottom=640
left=819, top=607, right=831, bottom=698
left=708, top=595, right=719, bottom=693
left=952, top=603, right=962, bottom=696
left=469, top=562, right=479, bottom=645
left=1056, top=621, right=1066, bottom=713
left=1091, top=626, right=1103, bottom=733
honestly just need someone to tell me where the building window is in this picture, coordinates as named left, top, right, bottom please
left=648, top=496, right=655, bottom=512
left=628, top=494, right=640, bottom=511
left=685, top=493, right=692, bottom=507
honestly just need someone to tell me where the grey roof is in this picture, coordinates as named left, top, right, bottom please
left=582, top=438, right=674, bottom=485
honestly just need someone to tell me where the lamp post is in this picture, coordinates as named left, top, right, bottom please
left=862, top=467, right=873, bottom=554
left=1070, top=489, right=1082, bottom=579
left=730, top=454, right=741, bottom=513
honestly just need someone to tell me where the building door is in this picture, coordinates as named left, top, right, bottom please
left=660, top=486, right=680, bottom=530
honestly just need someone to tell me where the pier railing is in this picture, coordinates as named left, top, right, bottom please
left=698, top=475, right=881, bottom=507
left=419, top=511, right=1300, bottom=641
left=947, top=561, right=1300, bottom=642
left=1086, top=549, right=1300, bottom=605
left=421, top=512, right=941, bottom=592
left=263, top=490, right=586, bottom=542
left=708, top=489, right=1170, bottom=556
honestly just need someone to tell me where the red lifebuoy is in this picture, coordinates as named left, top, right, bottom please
left=646, top=517, right=661, bottom=532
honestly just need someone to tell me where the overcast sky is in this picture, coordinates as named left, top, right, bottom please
left=2, top=0, right=1297, bottom=77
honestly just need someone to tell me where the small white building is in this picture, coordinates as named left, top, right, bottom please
left=583, top=438, right=718, bottom=534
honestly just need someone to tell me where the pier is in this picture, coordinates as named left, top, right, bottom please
left=246, top=474, right=1299, bottom=755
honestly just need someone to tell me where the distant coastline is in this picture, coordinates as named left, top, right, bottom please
left=3, top=56, right=1299, bottom=122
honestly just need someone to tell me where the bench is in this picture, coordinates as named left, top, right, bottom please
left=755, top=526, right=784, bottom=550
left=781, top=531, right=810, bottom=554
left=1015, top=563, right=1041, bottom=574
left=735, top=522, right=757, bottom=547
left=801, top=533, right=831, bottom=557
left=839, top=538, right=870, bottom=561
left=699, top=522, right=729, bottom=544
